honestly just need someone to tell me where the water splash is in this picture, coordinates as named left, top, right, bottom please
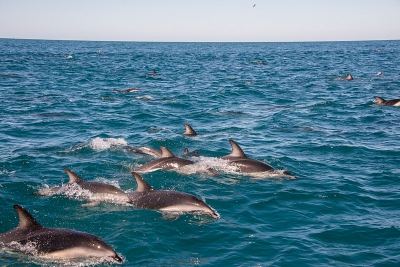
left=89, top=137, right=128, bottom=151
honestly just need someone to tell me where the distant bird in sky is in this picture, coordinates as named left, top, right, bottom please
left=253, top=4, right=256, bottom=8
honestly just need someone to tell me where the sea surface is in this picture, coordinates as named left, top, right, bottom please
left=0, top=39, right=399, bottom=266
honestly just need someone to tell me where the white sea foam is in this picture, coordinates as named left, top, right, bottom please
left=89, top=137, right=128, bottom=151
left=177, top=156, right=239, bottom=175
left=136, top=95, right=154, bottom=101
left=37, top=181, right=131, bottom=205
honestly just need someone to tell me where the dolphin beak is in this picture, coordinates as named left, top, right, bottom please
left=112, top=254, right=124, bottom=262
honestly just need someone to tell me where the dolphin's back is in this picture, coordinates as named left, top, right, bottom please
left=229, top=158, right=274, bottom=173
left=0, top=205, right=123, bottom=262
left=134, top=157, right=194, bottom=173
left=131, top=190, right=200, bottom=209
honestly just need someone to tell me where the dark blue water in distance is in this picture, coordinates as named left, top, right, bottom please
left=0, top=39, right=400, bottom=266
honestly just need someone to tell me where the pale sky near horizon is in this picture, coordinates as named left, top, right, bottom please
left=1, top=0, right=399, bottom=42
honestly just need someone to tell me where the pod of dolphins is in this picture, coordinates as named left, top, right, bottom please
left=1, top=74, right=398, bottom=263
left=1, top=123, right=289, bottom=263
left=335, top=73, right=400, bottom=106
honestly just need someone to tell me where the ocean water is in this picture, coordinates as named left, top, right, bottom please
left=0, top=38, right=400, bottom=266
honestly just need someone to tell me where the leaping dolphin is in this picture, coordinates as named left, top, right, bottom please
left=0, top=205, right=123, bottom=262
left=374, top=96, right=400, bottom=106
left=127, top=172, right=219, bottom=218
left=182, top=123, right=197, bottom=136
left=221, top=139, right=275, bottom=173
left=134, top=146, right=194, bottom=173
left=35, top=169, right=132, bottom=204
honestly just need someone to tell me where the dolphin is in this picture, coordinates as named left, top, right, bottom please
left=123, top=145, right=162, bottom=158
left=374, top=96, right=400, bottom=106
left=35, top=169, right=132, bottom=204
left=0, top=205, right=123, bottom=262
left=127, top=172, right=219, bottom=218
left=134, top=146, right=194, bottom=173
left=221, top=139, right=275, bottom=173
left=335, top=73, right=353, bottom=81
left=183, top=148, right=200, bottom=157
left=113, top=88, right=140, bottom=93
left=182, top=123, right=197, bottom=136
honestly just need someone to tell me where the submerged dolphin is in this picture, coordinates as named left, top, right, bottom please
left=124, top=145, right=162, bottom=158
left=35, top=169, right=132, bottom=204
left=335, top=73, right=353, bottom=81
left=221, top=139, right=275, bottom=173
left=0, top=205, right=123, bottom=262
left=127, top=172, right=219, bottom=218
left=183, top=148, right=200, bottom=157
left=134, top=146, right=194, bottom=173
left=374, top=96, right=400, bottom=106
left=113, top=88, right=140, bottom=93
left=182, top=123, right=197, bottom=136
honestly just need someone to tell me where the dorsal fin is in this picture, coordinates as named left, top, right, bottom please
left=346, top=73, right=353, bottom=80
left=227, top=139, right=247, bottom=158
left=131, top=172, right=153, bottom=192
left=13, top=205, right=43, bottom=230
left=63, top=168, right=84, bottom=184
left=183, top=123, right=197, bottom=136
left=374, top=96, right=385, bottom=104
left=160, top=146, right=175, bottom=158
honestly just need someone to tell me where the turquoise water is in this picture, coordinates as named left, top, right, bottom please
left=1, top=39, right=400, bottom=266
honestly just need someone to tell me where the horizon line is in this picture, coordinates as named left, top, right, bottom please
left=1, top=37, right=399, bottom=43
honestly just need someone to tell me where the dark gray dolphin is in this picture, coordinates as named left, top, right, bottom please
left=183, top=148, right=200, bottom=157
left=182, top=123, right=197, bottom=136
left=35, top=169, right=132, bottom=204
left=335, top=73, right=353, bottom=81
left=374, top=96, right=400, bottom=106
left=127, top=172, right=219, bottom=218
left=221, top=139, right=275, bottom=173
left=0, top=205, right=123, bottom=262
left=134, top=146, right=194, bottom=173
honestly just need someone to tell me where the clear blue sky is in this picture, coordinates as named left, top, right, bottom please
left=1, top=0, right=399, bottom=42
